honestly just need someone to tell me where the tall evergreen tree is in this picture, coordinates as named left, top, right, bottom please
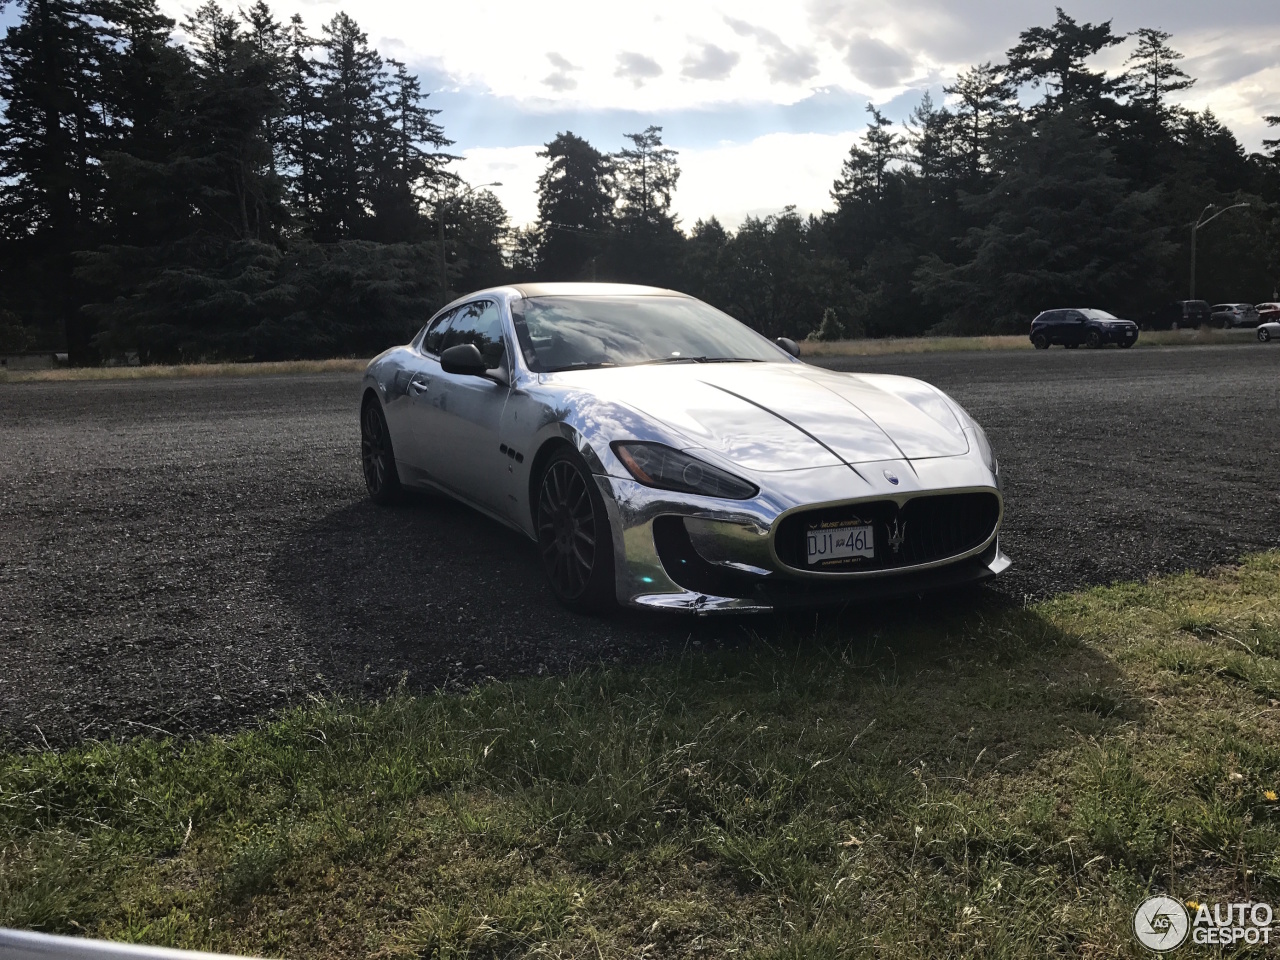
left=369, top=59, right=450, bottom=242
left=610, top=125, right=681, bottom=282
left=613, top=125, right=678, bottom=231
left=176, top=1, right=284, bottom=242
left=1123, top=27, right=1193, bottom=122
left=308, top=12, right=385, bottom=241
left=533, top=130, right=613, bottom=280
left=1005, top=7, right=1124, bottom=129
left=0, top=0, right=116, bottom=357
left=943, top=63, right=1017, bottom=184
left=915, top=112, right=1173, bottom=332
left=278, top=13, right=318, bottom=227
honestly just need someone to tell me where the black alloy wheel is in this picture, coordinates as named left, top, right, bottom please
left=361, top=398, right=402, bottom=505
left=1086, top=330, right=1102, bottom=348
left=535, top=448, right=616, bottom=611
left=1032, top=333, right=1049, bottom=350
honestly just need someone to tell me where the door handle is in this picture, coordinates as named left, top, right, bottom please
left=408, top=376, right=431, bottom=395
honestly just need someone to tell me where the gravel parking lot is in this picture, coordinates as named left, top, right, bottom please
left=1, top=345, right=1277, bottom=747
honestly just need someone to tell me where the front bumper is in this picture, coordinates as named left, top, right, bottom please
left=596, top=458, right=1009, bottom=613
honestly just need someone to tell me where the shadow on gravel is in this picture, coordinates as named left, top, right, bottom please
left=267, top=494, right=1131, bottom=744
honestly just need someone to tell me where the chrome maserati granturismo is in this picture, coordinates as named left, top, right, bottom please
left=360, top=283, right=1009, bottom=613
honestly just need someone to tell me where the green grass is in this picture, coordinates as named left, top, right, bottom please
left=3, top=556, right=1279, bottom=957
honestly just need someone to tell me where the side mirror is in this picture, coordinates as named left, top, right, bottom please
left=775, top=336, right=800, bottom=358
left=440, top=342, right=488, bottom=376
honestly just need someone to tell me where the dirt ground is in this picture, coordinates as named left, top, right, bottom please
left=1, top=344, right=1277, bottom=747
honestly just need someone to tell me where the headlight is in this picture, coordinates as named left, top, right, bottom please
left=969, top=424, right=998, bottom=475
left=612, top=442, right=759, bottom=500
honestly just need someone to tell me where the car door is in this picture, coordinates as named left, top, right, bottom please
left=414, top=299, right=514, bottom=516
left=392, top=307, right=456, bottom=474
left=1064, top=310, right=1087, bottom=345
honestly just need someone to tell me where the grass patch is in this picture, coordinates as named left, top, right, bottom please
left=800, top=326, right=1257, bottom=357
left=0, top=358, right=368, bottom=384
left=0, top=326, right=1257, bottom=383
left=2, top=556, right=1279, bottom=956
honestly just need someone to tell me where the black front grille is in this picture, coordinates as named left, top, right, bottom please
left=774, top=492, right=1000, bottom=573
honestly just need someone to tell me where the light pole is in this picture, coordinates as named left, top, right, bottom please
left=1189, top=202, right=1250, bottom=300
left=437, top=181, right=502, bottom=302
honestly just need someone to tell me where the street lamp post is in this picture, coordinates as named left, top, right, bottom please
left=1189, top=202, right=1250, bottom=300
left=437, top=181, right=502, bottom=302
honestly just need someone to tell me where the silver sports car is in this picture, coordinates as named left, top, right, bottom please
left=360, top=283, right=1009, bottom=613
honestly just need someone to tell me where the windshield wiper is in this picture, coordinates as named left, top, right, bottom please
left=549, top=361, right=618, bottom=371
left=636, top=356, right=763, bottom=365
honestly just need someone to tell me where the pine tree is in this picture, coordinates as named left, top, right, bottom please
left=609, top=126, right=682, bottom=283
left=1123, top=28, right=1193, bottom=122
left=278, top=14, right=319, bottom=228
left=176, top=1, right=284, bottom=242
left=534, top=130, right=614, bottom=279
left=915, top=111, right=1173, bottom=332
left=0, top=0, right=119, bottom=359
left=368, top=59, right=451, bottom=242
left=943, top=63, right=1017, bottom=184
left=309, top=12, right=385, bottom=241
left=1005, top=8, right=1124, bottom=125
left=613, top=125, right=679, bottom=232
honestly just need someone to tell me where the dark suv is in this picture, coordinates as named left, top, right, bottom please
left=1145, top=300, right=1211, bottom=329
left=1030, top=308, right=1139, bottom=349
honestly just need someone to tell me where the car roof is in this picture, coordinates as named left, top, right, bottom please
left=505, top=282, right=687, bottom=298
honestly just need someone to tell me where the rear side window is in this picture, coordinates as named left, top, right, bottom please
left=442, top=300, right=506, bottom=367
left=421, top=309, right=456, bottom=355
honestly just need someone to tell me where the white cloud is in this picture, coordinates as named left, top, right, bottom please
left=673, top=131, right=856, bottom=229
left=454, top=131, right=860, bottom=233
left=682, top=42, right=741, bottom=81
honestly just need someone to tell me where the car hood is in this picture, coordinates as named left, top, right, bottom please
left=544, top=362, right=970, bottom=472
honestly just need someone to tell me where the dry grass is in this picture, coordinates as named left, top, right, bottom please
left=0, top=326, right=1258, bottom=383
left=799, top=326, right=1257, bottom=357
left=0, top=358, right=368, bottom=384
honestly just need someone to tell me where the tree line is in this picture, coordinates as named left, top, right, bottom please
left=1, top=3, right=1278, bottom=362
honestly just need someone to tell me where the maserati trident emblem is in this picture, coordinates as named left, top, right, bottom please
left=884, top=470, right=899, bottom=485
left=888, top=517, right=907, bottom=554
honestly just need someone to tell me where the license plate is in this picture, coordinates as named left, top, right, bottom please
left=806, top=523, right=874, bottom=565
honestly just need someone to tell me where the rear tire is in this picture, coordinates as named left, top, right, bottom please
left=361, top=397, right=403, bottom=505
left=535, top=447, right=617, bottom=612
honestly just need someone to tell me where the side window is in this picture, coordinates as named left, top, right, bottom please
left=1067, top=310, right=1086, bottom=322
left=421, top=308, right=455, bottom=356
left=441, top=300, right=506, bottom=368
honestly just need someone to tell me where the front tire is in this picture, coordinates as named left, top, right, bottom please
left=361, top=397, right=402, bottom=505
left=1086, top=330, right=1102, bottom=348
left=1261, top=328, right=1272, bottom=342
left=535, top=447, right=617, bottom=612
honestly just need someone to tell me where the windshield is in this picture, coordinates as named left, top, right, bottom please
left=510, top=295, right=787, bottom=372
left=1080, top=309, right=1118, bottom=320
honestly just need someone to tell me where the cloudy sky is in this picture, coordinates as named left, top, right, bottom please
left=9, top=1, right=1279, bottom=228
